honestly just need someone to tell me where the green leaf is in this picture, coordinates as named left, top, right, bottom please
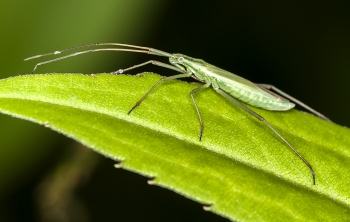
left=0, top=73, right=349, bottom=221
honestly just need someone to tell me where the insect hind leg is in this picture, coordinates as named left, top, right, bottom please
left=215, top=88, right=315, bottom=185
left=256, top=84, right=332, bottom=122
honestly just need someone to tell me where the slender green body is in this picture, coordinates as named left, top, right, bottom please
left=169, top=54, right=295, bottom=111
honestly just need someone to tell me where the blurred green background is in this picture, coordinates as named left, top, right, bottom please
left=0, top=1, right=349, bottom=221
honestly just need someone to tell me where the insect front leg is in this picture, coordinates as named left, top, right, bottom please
left=190, top=75, right=206, bottom=83
left=256, top=84, right=332, bottom=122
left=190, top=83, right=211, bottom=141
left=128, top=73, right=192, bottom=114
left=110, top=60, right=186, bottom=74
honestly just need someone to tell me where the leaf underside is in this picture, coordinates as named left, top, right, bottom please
left=0, top=73, right=349, bottom=221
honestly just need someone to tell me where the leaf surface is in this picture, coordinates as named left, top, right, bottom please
left=0, top=73, right=349, bottom=221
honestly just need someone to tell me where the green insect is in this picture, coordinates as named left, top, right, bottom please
left=25, top=43, right=332, bottom=185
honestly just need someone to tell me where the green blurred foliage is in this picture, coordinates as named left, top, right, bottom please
left=0, top=1, right=349, bottom=222
left=0, top=1, right=170, bottom=221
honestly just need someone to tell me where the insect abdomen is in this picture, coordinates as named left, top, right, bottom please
left=218, top=81, right=295, bottom=111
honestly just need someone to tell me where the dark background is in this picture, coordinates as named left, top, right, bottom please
left=0, top=1, right=349, bottom=221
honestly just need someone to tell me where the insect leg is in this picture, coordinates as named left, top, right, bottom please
left=111, top=60, right=185, bottom=74
left=190, top=75, right=206, bottom=83
left=215, top=88, right=315, bottom=185
left=128, top=73, right=192, bottom=114
left=257, top=84, right=332, bottom=122
left=190, top=83, right=211, bottom=141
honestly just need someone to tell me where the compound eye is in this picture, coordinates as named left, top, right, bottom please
left=178, top=57, right=184, bottom=62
